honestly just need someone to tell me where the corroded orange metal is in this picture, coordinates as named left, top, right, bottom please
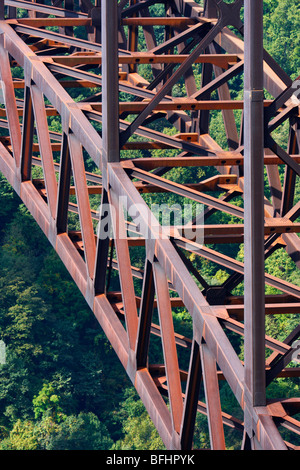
left=0, top=0, right=300, bottom=450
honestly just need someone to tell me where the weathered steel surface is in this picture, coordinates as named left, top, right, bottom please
left=0, top=0, right=300, bottom=450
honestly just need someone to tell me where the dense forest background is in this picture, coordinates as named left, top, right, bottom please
left=0, top=0, right=300, bottom=450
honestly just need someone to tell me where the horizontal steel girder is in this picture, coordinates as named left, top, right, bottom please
left=0, top=0, right=300, bottom=451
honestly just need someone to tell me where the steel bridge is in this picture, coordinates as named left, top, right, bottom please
left=0, top=0, right=300, bottom=450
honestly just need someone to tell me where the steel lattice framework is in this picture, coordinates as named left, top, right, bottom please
left=0, top=0, right=300, bottom=450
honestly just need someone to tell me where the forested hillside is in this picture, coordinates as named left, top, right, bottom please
left=0, top=0, right=300, bottom=450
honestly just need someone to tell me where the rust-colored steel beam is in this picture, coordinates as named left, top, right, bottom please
left=0, top=0, right=300, bottom=451
left=244, top=0, right=266, bottom=426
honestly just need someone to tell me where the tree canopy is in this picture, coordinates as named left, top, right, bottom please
left=0, top=0, right=300, bottom=450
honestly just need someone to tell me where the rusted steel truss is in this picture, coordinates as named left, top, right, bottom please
left=0, top=0, right=300, bottom=450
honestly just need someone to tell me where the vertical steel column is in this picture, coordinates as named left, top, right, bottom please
left=244, top=0, right=266, bottom=423
left=94, top=0, right=120, bottom=298
left=101, top=0, right=120, bottom=164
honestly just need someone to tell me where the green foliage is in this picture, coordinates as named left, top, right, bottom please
left=0, top=175, right=20, bottom=226
left=264, top=0, right=300, bottom=78
left=0, top=412, right=113, bottom=450
left=32, top=383, right=63, bottom=422
left=44, top=412, right=113, bottom=450
left=1, top=0, right=300, bottom=451
left=112, top=389, right=165, bottom=450
left=0, top=419, right=40, bottom=450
